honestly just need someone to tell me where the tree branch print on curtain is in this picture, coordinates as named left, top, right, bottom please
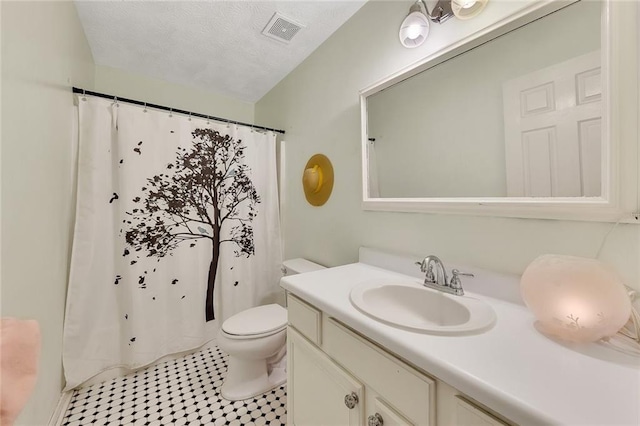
left=125, top=129, right=260, bottom=321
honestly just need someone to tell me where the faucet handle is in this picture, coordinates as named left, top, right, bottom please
left=449, top=269, right=474, bottom=291
left=415, top=260, right=436, bottom=282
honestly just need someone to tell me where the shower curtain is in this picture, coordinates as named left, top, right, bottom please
left=63, top=96, right=282, bottom=390
left=368, top=140, right=381, bottom=197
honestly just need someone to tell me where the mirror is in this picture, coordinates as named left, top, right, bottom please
left=361, top=0, right=638, bottom=221
left=367, top=1, right=601, bottom=199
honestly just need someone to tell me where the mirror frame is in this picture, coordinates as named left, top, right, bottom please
left=360, top=0, right=639, bottom=223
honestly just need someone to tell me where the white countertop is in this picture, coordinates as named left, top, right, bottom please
left=281, top=262, right=640, bottom=426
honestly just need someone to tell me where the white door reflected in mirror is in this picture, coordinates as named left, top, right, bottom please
left=503, top=51, right=602, bottom=197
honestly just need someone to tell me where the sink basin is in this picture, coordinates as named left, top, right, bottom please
left=350, top=280, right=496, bottom=335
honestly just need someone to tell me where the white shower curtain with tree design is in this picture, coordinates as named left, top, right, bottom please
left=63, top=96, right=282, bottom=390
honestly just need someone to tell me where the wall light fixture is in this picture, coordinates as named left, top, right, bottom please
left=399, top=0, right=489, bottom=48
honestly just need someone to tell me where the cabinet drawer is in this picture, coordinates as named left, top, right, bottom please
left=323, top=317, right=435, bottom=425
left=287, top=293, right=322, bottom=345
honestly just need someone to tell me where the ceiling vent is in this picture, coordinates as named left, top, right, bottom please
left=262, top=13, right=305, bottom=43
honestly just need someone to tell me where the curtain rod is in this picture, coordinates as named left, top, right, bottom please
left=72, top=87, right=285, bottom=135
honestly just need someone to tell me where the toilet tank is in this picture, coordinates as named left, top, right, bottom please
left=282, top=258, right=325, bottom=276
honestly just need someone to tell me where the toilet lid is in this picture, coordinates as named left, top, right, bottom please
left=222, top=304, right=287, bottom=337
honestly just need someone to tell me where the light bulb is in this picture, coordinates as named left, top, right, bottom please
left=452, top=0, right=488, bottom=19
left=405, top=24, right=422, bottom=40
left=399, top=11, right=430, bottom=48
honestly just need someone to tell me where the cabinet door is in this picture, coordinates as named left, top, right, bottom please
left=287, top=327, right=364, bottom=426
left=455, top=396, right=509, bottom=426
left=369, top=396, right=414, bottom=426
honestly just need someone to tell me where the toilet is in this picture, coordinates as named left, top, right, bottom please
left=217, top=258, right=325, bottom=401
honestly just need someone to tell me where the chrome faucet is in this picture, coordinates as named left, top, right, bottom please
left=417, top=255, right=448, bottom=286
left=415, top=255, right=474, bottom=296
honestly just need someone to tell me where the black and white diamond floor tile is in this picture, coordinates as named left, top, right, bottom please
left=61, top=346, right=287, bottom=425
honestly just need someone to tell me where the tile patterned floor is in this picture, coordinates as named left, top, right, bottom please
left=62, top=346, right=287, bottom=425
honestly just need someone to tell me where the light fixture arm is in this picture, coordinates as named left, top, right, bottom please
left=415, top=0, right=454, bottom=24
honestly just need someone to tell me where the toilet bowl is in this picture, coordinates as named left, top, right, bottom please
left=218, top=304, right=288, bottom=400
left=218, top=258, right=325, bottom=401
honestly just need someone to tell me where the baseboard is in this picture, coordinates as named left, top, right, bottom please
left=48, top=390, right=73, bottom=426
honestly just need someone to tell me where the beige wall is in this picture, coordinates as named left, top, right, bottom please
left=94, top=65, right=254, bottom=123
left=1, top=1, right=95, bottom=424
left=255, top=1, right=640, bottom=290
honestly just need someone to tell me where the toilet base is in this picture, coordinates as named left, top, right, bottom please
left=221, top=356, right=286, bottom=401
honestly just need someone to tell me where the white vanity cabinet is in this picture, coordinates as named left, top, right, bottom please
left=286, top=294, right=511, bottom=426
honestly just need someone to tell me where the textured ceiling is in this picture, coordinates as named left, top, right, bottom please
left=75, top=1, right=367, bottom=103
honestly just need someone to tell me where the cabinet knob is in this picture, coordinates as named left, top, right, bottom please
left=368, top=413, right=384, bottom=426
left=344, top=392, right=359, bottom=409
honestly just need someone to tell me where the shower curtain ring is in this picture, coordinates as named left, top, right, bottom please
left=143, top=102, right=147, bottom=113
left=114, top=96, right=119, bottom=107
left=188, top=112, right=192, bottom=121
left=81, top=89, right=87, bottom=101
left=169, top=108, right=173, bottom=118
left=206, top=116, right=210, bottom=125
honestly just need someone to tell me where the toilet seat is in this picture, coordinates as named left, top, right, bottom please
left=222, top=304, right=287, bottom=339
